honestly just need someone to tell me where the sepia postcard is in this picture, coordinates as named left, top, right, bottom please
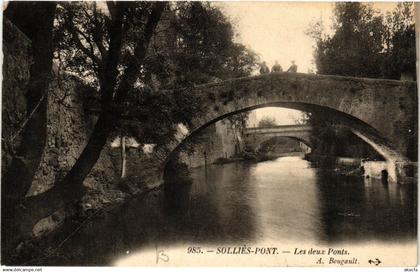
left=1, top=0, right=418, bottom=269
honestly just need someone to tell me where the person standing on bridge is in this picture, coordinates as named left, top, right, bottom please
left=259, top=61, right=270, bottom=74
left=271, top=60, right=283, bottom=73
left=286, top=60, right=298, bottom=73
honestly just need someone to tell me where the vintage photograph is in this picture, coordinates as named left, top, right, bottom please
left=1, top=1, right=418, bottom=267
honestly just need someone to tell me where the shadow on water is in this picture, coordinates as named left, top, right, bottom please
left=163, top=162, right=258, bottom=243
left=314, top=167, right=417, bottom=244
left=40, top=163, right=257, bottom=266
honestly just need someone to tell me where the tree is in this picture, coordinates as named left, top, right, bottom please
left=51, top=0, right=258, bottom=197
left=307, top=3, right=385, bottom=78
left=144, top=2, right=258, bottom=89
left=3, top=2, right=167, bottom=260
left=31, top=0, right=167, bottom=220
left=148, top=3, right=258, bottom=179
left=54, top=2, right=257, bottom=143
left=382, top=3, right=416, bottom=79
left=258, top=116, right=277, bottom=128
left=307, top=2, right=415, bottom=80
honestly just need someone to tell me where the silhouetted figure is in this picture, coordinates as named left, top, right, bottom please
left=271, top=60, right=283, bottom=72
left=259, top=61, right=270, bottom=74
left=287, top=60, right=297, bottom=73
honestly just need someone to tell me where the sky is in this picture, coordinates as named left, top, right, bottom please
left=217, top=2, right=335, bottom=125
left=217, top=2, right=335, bottom=73
left=216, top=2, right=398, bottom=126
left=218, top=2, right=397, bottom=73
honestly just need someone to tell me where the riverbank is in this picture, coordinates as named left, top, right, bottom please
left=210, top=152, right=365, bottom=178
left=214, top=152, right=362, bottom=171
left=213, top=151, right=306, bottom=165
left=305, top=154, right=364, bottom=177
left=216, top=152, right=365, bottom=177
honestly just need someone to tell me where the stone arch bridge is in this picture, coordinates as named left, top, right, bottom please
left=243, top=124, right=312, bottom=152
left=152, top=73, right=417, bottom=183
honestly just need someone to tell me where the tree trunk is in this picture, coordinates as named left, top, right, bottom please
left=4, top=114, right=115, bottom=261
left=120, top=133, right=127, bottom=178
left=24, top=114, right=115, bottom=218
left=2, top=2, right=57, bottom=261
left=2, top=1, right=56, bottom=203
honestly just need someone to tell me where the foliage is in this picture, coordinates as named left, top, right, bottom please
left=382, top=3, right=416, bottom=79
left=226, top=112, right=249, bottom=130
left=307, top=2, right=415, bottom=80
left=54, top=2, right=258, bottom=145
left=54, top=1, right=259, bottom=191
left=292, top=112, right=310, bottom=125
left=145, top=2, right=258, bottom=89
left=119, top=86, right=204, bottom=145
left=258, top=116, right=277, bottom=128
left=259, top=137, right=302, bottom=154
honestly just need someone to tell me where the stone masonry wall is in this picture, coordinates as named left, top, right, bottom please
left=2, top=19, right=132, bottom=220
left=179, top=119, right=244, bottom=168
left=2, top=19, right=31, bottom=174
left=28, top=75, right=127, bottom=210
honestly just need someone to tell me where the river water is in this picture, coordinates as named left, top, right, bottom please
left=46, top=156, right=417, bottom=266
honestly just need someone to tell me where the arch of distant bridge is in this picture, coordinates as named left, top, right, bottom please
left=243, top=125, right=313, bottom=152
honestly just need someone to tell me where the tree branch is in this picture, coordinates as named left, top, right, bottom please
left=114, top=2, right=167, bottom=102
left=100, top=2, right=127, bottom=103
left=106, top=1, right=117, bottom=20
left=73, top=26, right=102, bottom=69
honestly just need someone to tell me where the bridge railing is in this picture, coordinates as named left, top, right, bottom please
left=244, top=124, right=311, bottom=131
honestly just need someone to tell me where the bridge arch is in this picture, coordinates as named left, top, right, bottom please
left=252, top=135, right=312, bottom=154
left=243, top=126, right=313, bottom=152
left=155, top=73, right=416, bottom=183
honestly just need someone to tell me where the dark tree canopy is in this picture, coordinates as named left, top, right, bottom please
left=382, top=3, right=416, bottom=79
left=307, top=2, right=415, bottom=80
left=145, top=2, right=258, bottom=89
left=54, top=1, right=258, bottom=144
left=258, top=116, right=277, bottom=128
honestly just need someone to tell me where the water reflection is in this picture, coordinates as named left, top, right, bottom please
left=249, top=157, right=324, bottom=242
left=42, top=157, right=416, bottom=265
left=163, top=162, right=257, bottom=243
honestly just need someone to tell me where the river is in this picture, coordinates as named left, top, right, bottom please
left=41, top=156, right=417, bottom=266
